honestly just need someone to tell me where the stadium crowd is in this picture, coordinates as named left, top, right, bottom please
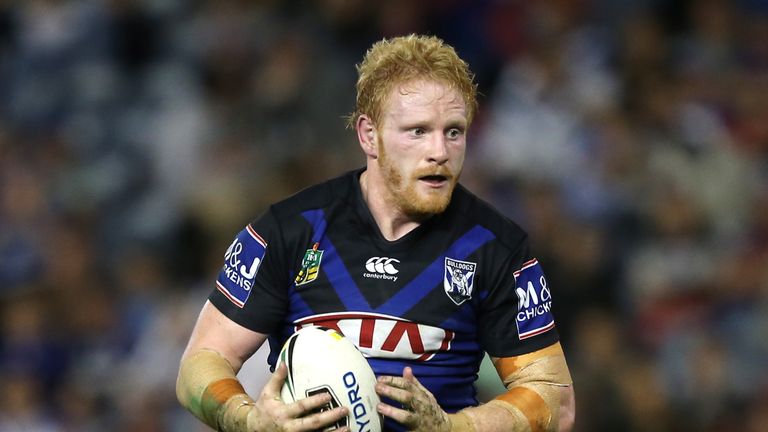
left=1, top=0, right=767, bottom=431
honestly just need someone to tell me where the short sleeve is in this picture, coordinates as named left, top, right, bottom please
left=209, top=208, right=288, bottom=334
left=478, top=239, right=560, bottom=357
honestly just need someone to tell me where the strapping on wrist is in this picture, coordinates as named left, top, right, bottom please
left=177, top=350, right=252, bottom=430
left=217, top=393, right=257, bottom=431
left=449, top=411, right=476, bottom=432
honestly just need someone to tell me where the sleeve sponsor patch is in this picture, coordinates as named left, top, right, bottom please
left=513, top=259, right=555, bottom=339
left=216, top=224, right=267, bottom=308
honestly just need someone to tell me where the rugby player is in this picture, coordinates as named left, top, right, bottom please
left=177, top=34, right=576, bottom=432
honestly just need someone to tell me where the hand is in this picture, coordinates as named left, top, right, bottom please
left=375, top=367, right=451, bottom=432
left=248, top=363, right=350, bottom=431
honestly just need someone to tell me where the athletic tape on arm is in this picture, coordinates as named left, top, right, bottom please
left=448, top=410, right=476, bottom=432
left=177, top=349, right=256, bottom=430
left=489, top=343, right=572, bottom=432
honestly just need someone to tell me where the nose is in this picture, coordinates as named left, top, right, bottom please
left=427, top=134, right=449, bottom=165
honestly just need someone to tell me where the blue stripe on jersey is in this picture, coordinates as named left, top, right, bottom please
left=286, top=284, right=315, bottom=322
left=375, top=225, right=495, bottom=316
left=368, top=358, right=478, bottom=377
left=301, top=208, right=328, bottom=244
left=301, top=209, right=372, bottom=311
left=440, top=302, right=478, bottom=334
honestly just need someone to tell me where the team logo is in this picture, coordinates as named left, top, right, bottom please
left=514, top=259, right=555, bottom=339
left=363, top=256, right=400, bottom=282
left=365, top=257, right=399, bottom=274
left=443, top=257, right=476, bottom=305
left=294, top=242, right=324, bottom=286
left=216, top=224, right=267, bottom=308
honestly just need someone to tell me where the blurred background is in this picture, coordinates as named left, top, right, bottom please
left=1, top=0, right=768, bottom=430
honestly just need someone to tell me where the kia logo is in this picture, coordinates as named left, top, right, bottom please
left=365, top=257, right=400, bottom=274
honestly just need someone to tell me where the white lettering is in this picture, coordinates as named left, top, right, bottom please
left=240, top=257, right=261, bottom=279
left=225, top=241, right=243, bottom=268
left=539, top=276, right=552, bottom=301
left=224, top=238, right=237, bottom=261
left=226, top=267, right=238, bottom=283
left=362, top=272, right=398, bottom=282
left=516, top=281, right=539, bottom=309
left=224, top=264, right=253, bottom=291
left=516, top=301, right=553, bottom=322
left=445, top=258, right=474, bottom=270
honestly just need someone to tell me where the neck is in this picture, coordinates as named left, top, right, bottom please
left=360, top=170, right=422, bottom=241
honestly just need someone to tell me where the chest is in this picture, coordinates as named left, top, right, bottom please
left=286, top=222, right=491, bottom=325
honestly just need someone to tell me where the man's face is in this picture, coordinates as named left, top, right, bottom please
left=375, top=79, right=468, bottom=218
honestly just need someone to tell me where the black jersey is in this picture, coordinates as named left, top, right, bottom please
left=210, top=169, right=559, bottom=416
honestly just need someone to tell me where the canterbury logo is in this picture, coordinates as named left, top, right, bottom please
left=365, top=257, right=400, bottom=274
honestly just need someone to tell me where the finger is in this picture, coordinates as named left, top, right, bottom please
left=287, top=405, right=349, bottom=432
left=377, top=401, right=415, bottom=427
left=377, top=374, right=410, bottom=390
left=283, top=392, right=333, bottom=418
left=403, top=366, right=429, bottom=393
left=403, top=366, right=417, bottom=382
left=261, top=362, right=288, bottom=399
left=375, top=381, right=413, bottom=405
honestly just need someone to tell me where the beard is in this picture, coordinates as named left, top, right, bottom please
left=378, top=142, right=460, bottom=219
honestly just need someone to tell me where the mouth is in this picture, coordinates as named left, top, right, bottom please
left=418, top=174, right=450, bottom=187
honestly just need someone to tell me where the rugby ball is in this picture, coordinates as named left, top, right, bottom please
left=278, top=326, right=383, bottom=432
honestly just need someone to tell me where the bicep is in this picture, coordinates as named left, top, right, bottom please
left=181, top=300, right=268, bottom=372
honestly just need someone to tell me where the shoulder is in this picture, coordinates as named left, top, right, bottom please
left=246, top=170, right=359, bottom=240
left=449, top=184, right=529, bottom=252
left=269, top=169, right=359, bottom=220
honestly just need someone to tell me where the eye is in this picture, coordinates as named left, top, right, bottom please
left=410, top=127, right=426, bottom=137
left=446, top=128, right=463, bottom=140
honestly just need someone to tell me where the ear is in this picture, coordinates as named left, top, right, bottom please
left=356, top=115, right=378, bottom=159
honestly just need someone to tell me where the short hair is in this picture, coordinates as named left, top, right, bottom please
left=347, top=34, right=478, bottom=129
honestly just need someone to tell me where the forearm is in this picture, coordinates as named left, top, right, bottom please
left=176, top=349, right=257, bottom=431
left=448, top=343, right=575, bottom=432
left=448, top=384, right=574, bottom=432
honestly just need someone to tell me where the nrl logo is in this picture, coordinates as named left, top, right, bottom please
left=443, top=257, right=476, bottom=305
left=295, top=242, right=323, bottom=287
